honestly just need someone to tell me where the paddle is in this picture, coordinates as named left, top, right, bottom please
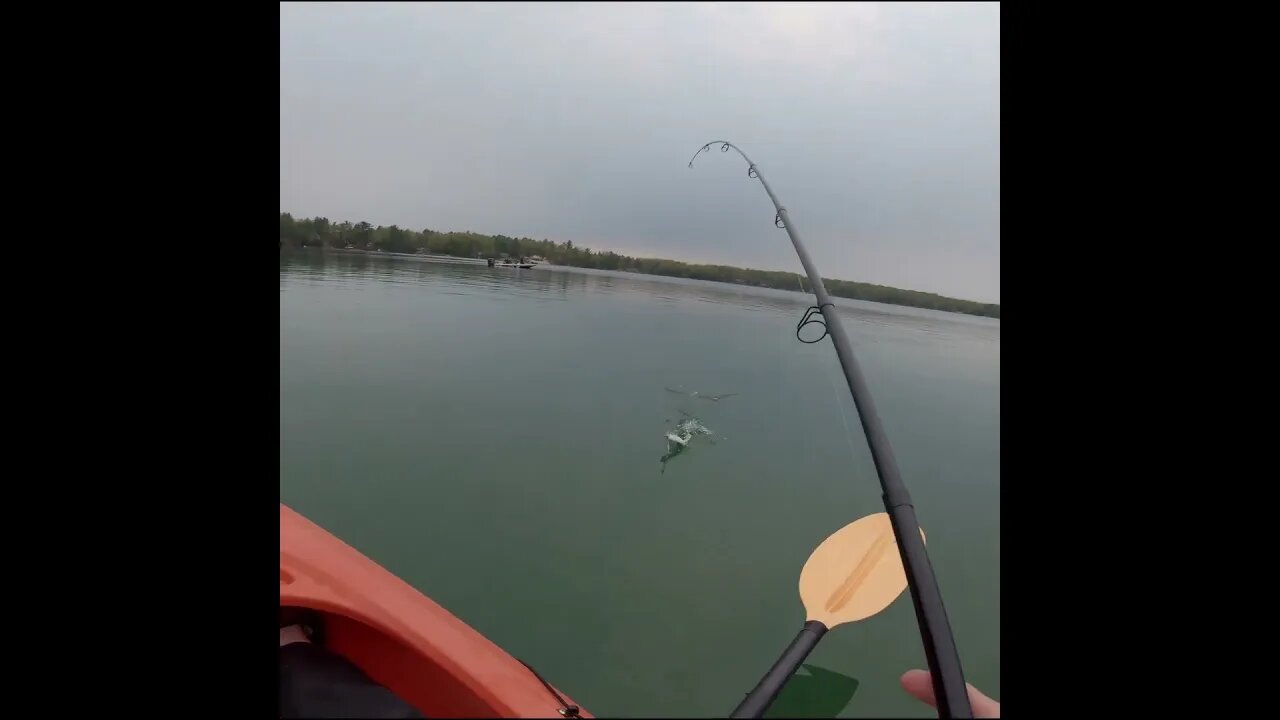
left=730, top=513, right=924, bottom=718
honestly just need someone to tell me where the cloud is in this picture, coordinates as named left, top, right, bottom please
left=281, top=2, right=1000, bottom=303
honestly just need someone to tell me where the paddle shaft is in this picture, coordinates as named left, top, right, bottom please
left=731, top=621, right=829, bottom=718
left=700, top=142, right=973, bottom=719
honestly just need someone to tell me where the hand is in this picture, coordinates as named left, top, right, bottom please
left=900, top=669, right=1000, bottom=718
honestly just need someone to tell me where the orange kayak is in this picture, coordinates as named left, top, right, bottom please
left=281, top=503, right=591, bottom=718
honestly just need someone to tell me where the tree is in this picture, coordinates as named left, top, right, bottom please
left=278, top=212, right=1000, bottom=318
left=381, top=225, right=414, bottom=253
left=355, top=221, right=374, bottom=248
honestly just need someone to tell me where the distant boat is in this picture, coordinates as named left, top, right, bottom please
left=488, top=257, right=536, bottom=269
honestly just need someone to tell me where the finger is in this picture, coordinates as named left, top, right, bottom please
left=900, top=670, right=1000, bottom=719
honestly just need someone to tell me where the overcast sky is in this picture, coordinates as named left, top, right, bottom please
left=281, top=2, right=999, bottom=303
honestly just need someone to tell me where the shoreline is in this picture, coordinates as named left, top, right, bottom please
left=279, top=213, right=996, bottom=319
left=286, top=246, right=1000, bottom=321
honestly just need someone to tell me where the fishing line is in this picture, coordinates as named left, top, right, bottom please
left=823, top=344, right=860, bottom=473
left=794, top=302, right=861, bottom=478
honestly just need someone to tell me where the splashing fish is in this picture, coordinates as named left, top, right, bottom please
left=665, top=387, right=738, bottom=402
left=660, top=415, right=717, bottom=474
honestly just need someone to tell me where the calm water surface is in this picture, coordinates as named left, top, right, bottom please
left=280, top=250, right=999, bottom=718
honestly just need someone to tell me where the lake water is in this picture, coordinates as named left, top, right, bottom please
left=280, top=249, right=1000, bottom=718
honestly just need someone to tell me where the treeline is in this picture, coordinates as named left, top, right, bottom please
left=281, top=213, right=1000, bottom=318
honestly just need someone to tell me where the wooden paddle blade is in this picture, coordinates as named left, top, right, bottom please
left=799, top=513, right=924, bottom=628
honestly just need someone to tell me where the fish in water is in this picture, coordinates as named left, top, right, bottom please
left=660, top=415, right=717, bottom=474
left=665, top=387, right=738, bottom=402
left=660, top=440, right=691, bottom=474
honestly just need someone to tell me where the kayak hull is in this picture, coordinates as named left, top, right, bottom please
left=280, top=503, right=589, bottom=718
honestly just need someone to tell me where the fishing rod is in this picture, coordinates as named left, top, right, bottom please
left=688, top=141, right=973, bottom=719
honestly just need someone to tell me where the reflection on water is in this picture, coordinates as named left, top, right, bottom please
left=282, top=249, right=578, bottom=305
left=280, top=249, right=999, bottom=350
left=764, top=664, right=860, bottom=719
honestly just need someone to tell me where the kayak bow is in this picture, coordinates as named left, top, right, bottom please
left=280, top=503, right=590, bottom=718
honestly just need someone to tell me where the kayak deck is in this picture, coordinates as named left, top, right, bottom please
left=281, top=503, right=589, bottom=718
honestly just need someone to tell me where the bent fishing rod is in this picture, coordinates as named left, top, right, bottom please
left=688, top=141, right=973, bottom=719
